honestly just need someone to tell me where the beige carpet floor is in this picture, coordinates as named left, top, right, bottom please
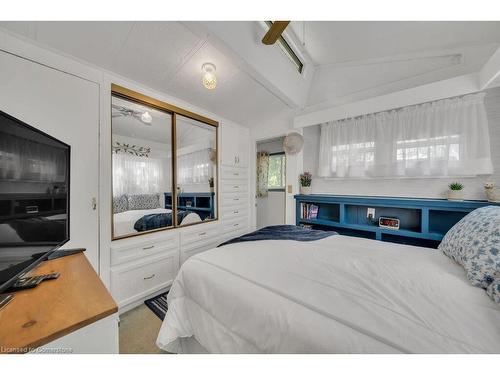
left=119, top=304, right=167, bottom=354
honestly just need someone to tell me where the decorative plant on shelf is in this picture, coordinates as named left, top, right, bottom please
left=447, top=182, right=464, bottom=201
left=299, top=172, right=312, bottom=195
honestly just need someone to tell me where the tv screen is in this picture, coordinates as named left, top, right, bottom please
left=0, top=110, right=70, bottom=293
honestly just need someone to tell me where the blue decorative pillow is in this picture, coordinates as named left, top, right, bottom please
left=439, top=206, right=500, bottom=301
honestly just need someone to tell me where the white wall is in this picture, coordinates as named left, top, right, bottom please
left=302, top=87, right=500, bottom=200
left=0, top=48, right=100, bottom=270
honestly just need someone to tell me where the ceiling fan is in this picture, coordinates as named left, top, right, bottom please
left=261, top=21, right=290, bottom=45
left=112, top=104, right=152, bottom=125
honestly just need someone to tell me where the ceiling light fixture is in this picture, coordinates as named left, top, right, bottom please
left=201, top=63, right=217, bottom=90
left=141, top=111, right=152, bottom=124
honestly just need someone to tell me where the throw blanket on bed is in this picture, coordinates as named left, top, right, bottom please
left=134, top=210, right=191, bottom=232
left=218, top=225, right=337, bottom=247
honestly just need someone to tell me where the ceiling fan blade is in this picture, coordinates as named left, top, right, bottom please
left=262, top=21, right=290, bottom=45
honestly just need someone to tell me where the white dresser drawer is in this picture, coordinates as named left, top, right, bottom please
left=222, top=217, right=248, bottom=234
left=111, top=252, right=179, bottom=307
left=110, top=233, right=178, bottom=266
left=221, top=206, right=248, bottom=221
left=180, top=223, right=220, bottom=247
left=220, top=192, right=248, bottom=208
left=221, top=180, right=248, bottom=193
left=221, top=166, right=248, bottom=180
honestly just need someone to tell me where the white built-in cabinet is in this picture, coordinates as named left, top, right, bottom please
left=221, top=121, right=249, bottom=167
left=109, top=120, right=251, bottom=311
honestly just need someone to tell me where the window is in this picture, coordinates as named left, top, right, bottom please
left=265, top=21, right=304, bottom=73
left=396, top=135, right=460, bottom=163
left=318, top=93, right=493, bottom=178
left=267, top=153, right=286, bottom=190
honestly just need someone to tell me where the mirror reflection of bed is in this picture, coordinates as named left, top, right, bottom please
left=111, top=95, right=217, bottom=239
left=111, top=96, right=193, bottom=238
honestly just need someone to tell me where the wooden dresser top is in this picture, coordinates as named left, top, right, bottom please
left=0, top=253, right=117, bottom=352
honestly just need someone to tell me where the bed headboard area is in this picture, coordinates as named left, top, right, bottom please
left=295, top=194, right=499, bottom=248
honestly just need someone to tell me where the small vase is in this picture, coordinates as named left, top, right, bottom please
left=447, top=190, right=463, bottom=201
left=485, top=187, right=500, bottom=202
left=300, top=186, right=312, bottom=195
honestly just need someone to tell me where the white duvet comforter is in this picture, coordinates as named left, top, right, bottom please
left=157, top=235, right=500, bottom=353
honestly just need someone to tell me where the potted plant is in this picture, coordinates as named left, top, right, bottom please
left=299, top=172, right=312, bottom=195
left=447, top=182, right=464, bottom=201
left=208, top=177, right=214, bottom=193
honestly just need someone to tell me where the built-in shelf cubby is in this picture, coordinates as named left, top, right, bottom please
left=295, top=194, right=498, bottom=248
left=165, top=192, right=215, bottom=221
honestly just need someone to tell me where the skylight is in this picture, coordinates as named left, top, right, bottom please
left=265, top=21, right=304, bottom=74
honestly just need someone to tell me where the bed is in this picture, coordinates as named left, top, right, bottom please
left=156, top=234, right=500, bottom=353
left=113, top=208, right=201, bottom=237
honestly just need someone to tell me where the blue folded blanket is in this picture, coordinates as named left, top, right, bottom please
left=134, top=210, right=191, bottom=232
left=218, top=225, right=337, bottom=247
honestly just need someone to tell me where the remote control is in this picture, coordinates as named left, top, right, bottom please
left=42, top=272, right=60, bottom=280
left=7, top=272, right=60, bottom=292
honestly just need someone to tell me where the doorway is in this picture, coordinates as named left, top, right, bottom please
left=256, top=137, right=286, bottom=229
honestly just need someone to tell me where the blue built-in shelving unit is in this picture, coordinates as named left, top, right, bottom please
left=295, top=194, right=498, bottom=248
left=165, top=192, right=215, bottom=220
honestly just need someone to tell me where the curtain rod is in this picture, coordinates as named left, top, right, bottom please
left=334, top=91, right=485, bottom=122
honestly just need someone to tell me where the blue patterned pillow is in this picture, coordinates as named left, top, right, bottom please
left=113, top=194, right=128, bottom=214
left=487, top=279, right=500, bottom=303
left=128, top=193, right=160, bottom=210
left=439, top=206, right=500, bottom=301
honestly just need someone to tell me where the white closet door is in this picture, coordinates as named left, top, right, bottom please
left=0, top=50, right=100, bottom=271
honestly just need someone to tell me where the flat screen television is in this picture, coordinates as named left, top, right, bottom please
left=0, top=110, right=70, bottom=294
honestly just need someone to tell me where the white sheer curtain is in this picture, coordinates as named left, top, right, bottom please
left=177, top=149, right=212, bottom=184
left=319, top=93, right=493, bottom=178
left=113, top=153, right=167, bottom=196
left=0, top=132, right=67, bottom=182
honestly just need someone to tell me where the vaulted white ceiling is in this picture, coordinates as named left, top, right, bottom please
left=289, top=21, right=500, bottom=65
left=2, top=21, right=500, bottom=129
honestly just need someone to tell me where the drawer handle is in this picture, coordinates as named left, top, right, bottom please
left=143, top=274, right=155, bottom=280
left=198, top=232, right=207, bottom=236
left=233, top=173, right=239, bottom=176
left=233, top=223, right=239, bottom=227
left=233, top=210, right=239, bottom=214
left=233, top=198, right=240, bottom=201
left=233, top=185, right=240, bottom=188
left=142, top=245, right=155, bottom=250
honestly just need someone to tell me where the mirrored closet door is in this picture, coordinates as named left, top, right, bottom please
left=111, top=85, right=219, bottom=240
left=175, top=115, right=218, bottom=227
left=111, top=94, right=173, bottom=239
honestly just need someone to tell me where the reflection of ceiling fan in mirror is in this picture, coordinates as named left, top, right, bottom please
left=112, top=104, right=153, bottom=125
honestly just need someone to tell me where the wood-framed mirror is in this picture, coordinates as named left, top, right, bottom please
left=111, top=84, right=218, bottom=240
